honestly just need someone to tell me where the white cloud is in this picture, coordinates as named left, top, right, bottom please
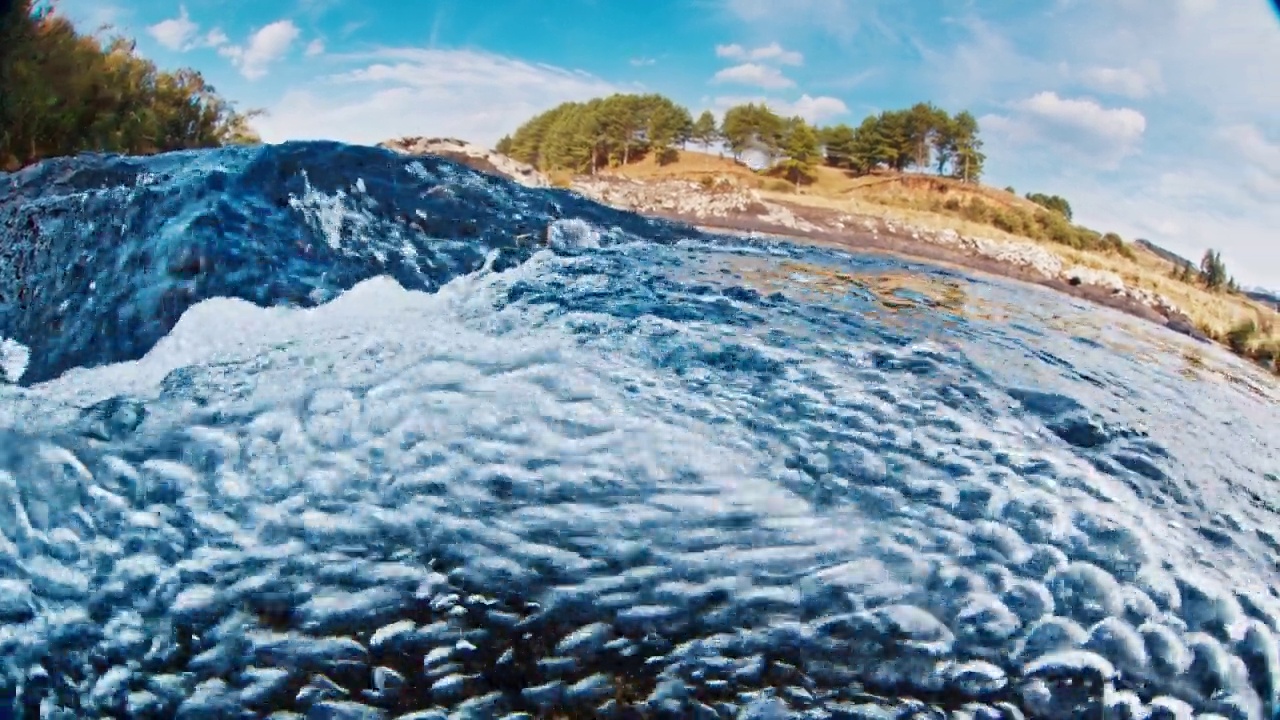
left=711, top=63, right=794, bottom=90
left=715, top=43, right=747, bottom=59
left=219, top=20, right=301, bottom=80
left=147, top=6, right=199, bottom=51
left=709, top=93, right=847, bottom=123
left=749, top=42, right=804, bottom=65
left=984, top=92, right=1146, bottom=167
left=715, top=42, right=803, bottom=65
left=1019, top=92, right=1146, bottom=147
left=629, top=57, right=656, bottom=67
left=305, top=39, right=326, bottom=57
left=253, top=48, right=624, bottom=148
left=784, top=94, right=848, bottom=123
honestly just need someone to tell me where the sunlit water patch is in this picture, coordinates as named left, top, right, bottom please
left=1, top=143, right=1279, bottom=720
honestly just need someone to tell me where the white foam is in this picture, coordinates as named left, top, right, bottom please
left=0, top=337, right=29, bottom=383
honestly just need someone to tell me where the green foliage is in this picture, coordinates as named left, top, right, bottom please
left=776, top=116, right=820, bottom=188
left=503, top=92, right=989, bottom=184
left=1219, top=315, right=1280, bottom=375
left=942, top=111, right=984, bottom=183
left=1226, top=317, right=1258, bottom=354
left=503, top=93, right=693, bottom=172
left=1200, top=249, right=1228, bottom=291
left=720, top=102, right=784, bottom=161
left=924, top=195, right=1134, bottom=258
left=646, top=102, right=693, bottom=164
left=1025, top=192, right=1074, bottom=221
left=691, top=110, right=718, bottom=148
left=811, top=105, right=983, bottom=181
left=818, top=123, right=856, bottom=168
left=0, top=1, right=260, bottom=169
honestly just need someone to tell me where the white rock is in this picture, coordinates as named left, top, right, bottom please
left=379, top=137, right=551, bottom=188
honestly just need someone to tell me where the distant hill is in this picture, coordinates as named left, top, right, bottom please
left=1134, top=238, right=1194, bottom=268
left=1245, top=288, right=1280, bottom=309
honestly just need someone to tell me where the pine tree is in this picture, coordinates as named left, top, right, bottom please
left=778, top=118, right=820, bottom=189
left=691, top=110, right=718, bottom=149
left=819, top=123, right=856, bottom=170
left=948, top=111, right=984, bottom=183
left=1200, top=249, right=1228, bottom=291
left=647, top=102, right=690, bottom=165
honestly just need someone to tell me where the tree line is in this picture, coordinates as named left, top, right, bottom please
left=496, top=94, right=986, bottom=185
left=1170, top=249, right=1239, bottom=294
left=0, top=0, right=259, bottom=171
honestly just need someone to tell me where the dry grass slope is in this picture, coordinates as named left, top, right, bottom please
left=607, top=150, right=1280, bottom=374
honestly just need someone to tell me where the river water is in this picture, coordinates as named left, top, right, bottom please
left=0, top=142, right=1278, bottom=719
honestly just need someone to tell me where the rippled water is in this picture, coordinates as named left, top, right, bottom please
left=1, top=143, right=1279, bottom=719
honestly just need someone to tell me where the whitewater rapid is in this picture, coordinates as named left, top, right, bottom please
left=0, top=143, right=1278, bottom=719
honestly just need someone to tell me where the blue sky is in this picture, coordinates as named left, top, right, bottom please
left=54, top=0, right=1280, bottom=289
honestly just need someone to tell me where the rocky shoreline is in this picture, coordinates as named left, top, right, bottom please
left=381, top=138, right=1208, bottom=342
left=568, top=175, right=1207, bottom=341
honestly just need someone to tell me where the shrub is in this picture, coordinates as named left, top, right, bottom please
left=1226, top=317, right=1258, bottom=353
left=962, top=199, right=994, bottom=223
left=762, top=178, right=795, bottom=193
left=991, top=207, right=1026, bottom=236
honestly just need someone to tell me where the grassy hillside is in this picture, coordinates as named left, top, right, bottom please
left=604, top=150, right=1280, bottom=374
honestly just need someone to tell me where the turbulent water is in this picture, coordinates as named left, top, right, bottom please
left=1, top=143, right=1279, bottom=720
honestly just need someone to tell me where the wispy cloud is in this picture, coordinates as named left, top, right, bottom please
left=1075, top=65, right=1161, bottom=100
left=719, top=0, right=880, bottom=44
left=204, top=29, right=229, bottom=48
left=1217, top=123, right=1280, bottom=203
left=711, top=62, right=794, bottom=90
left=305, top=39, right=326, bottom=57
left=340, top=20, right=367, bottom=38
left=630, top=57, right=657, bottom=67
left=255, top=48, right=626, bottom=147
